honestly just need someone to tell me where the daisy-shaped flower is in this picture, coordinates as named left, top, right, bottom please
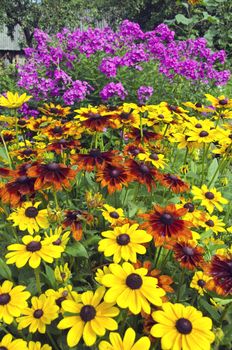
left=99, top=327, right=151, bottom=350
left=200, top=214, right=226, bottom=235
left=173, top=240, right=205, bottom=270
left=7, top=201, right=49, bottom=235
left=190, top=271, right=212, bottom=296
left=54, top=263, right=71, bottom=283
left=0, top=280, right=30, bottom=324
left=192, top=185, right=228, bottom=214
left=45, top=286, right=80, bottom=311
left=101, top=204, right=125, bottom=226
left=0, top=92, right=32, bottom=109
left=57, top=286, right=119, bottom=348
left=28, top=341, right=52, bottom=350
left=151, top=302, right=215, bottom=350
left=98, top=223, right=152, bottom=263
left=6, top=235, right=64, bottom=269
left=100, top=262, right=165, bottom=314
left=137, top=151, right=167, bottom=169
left=0, top=334, right=27, bottom=350
left=17, top=294, right=59, bottom=333
left=38, top=103, right=71, bottom=117
left=205, top=94, right=232, bottom=109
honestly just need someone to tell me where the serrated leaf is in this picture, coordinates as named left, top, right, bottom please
left=65, top=242, right=88, bottom=258
left=0, top=258, right=12, bottom=280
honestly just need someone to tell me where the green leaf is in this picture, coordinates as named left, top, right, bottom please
left=0, top=258, right=12, bottom=280
left=43, top=265, right=57, bottom=289
left=175, top=14, right=193, bottom=25
left=65, top=242, right=88, bottom=258
left=207, top=158, right=218, bottom=184
left=199, top=298, right=220, bottom=322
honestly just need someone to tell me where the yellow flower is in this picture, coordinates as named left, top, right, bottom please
left=190, top=271, right=212, bottom=296
left=98, top=223, right=152, bottom=263
left=205, top=94, right=232, bottom=109
left=85, top=191, right=104, bottom=208
left=28, top=341, right=52, bottom=350
left=43, top=227, right=70, bottom=248
left=151, top=302, right=215, bottom=350
left=38, top=103, right=71, bottom=117
left=192, top=185, right=228, bottom=214
left=0, top=280, right=30, bottom=324
left=0, top=92, right=32, bottom=109
left=57, top=286, right=119, bottom=348
left=137, top=152, right=166, bottom=169
left=45, top=286, right=80, bottom=311
left=6, top=235, right=64, bottom=269
left=101, top=204, right=125, bottom=225
left=7, top=202, right=49, bottom=235
left=54, top=263, right=71, bottom=283
left=17, top=294, right=59, bottom=333
left=99, top=327, right=151, bottom=350
left=0, top=334, right=27, bottom=350
left=200, top=214, right=226, bottom=235
left=186, top=127, right=216, bottom=145
left=100, top=262, right=165, bottom=314
left=95, top=265, right=111, bottom=284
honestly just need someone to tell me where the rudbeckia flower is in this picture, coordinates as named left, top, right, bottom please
left=156, top=173, right=189, bottom=193
left=96, top=163, right=131, bottom=194
left=0, top=175, right=36, bottom=206
left=45, top=286, right=80, bottom=311
left=17, top=294, right=59, bottom=333
left=151, top=302, right=215, bottom=350
left=101, top=262, right=165, bottom=314
left=7, top=201, right=49, bottom=235
left=173, top=240, right=205, bottom=270
left=190, top=271, right=212, bottom=296
left=99, top=327, right=151, bottom=350
left=137, top=151, right=167, bottom=169
left=192, top=185, right=228, bottom=214
left=6, top=235, right=64, bottom=269
left=54, top=263, right=71, bottom=283
left=62, top=209, right=93, bottom=241
left=57, top=286, right=119, bottom=347
left=98, top=223, right=152, bottom=263
left=38, top=103, right=71, bottom=117
left=28, top=341, right=52, bottom=350
left=101, top=204, right=125, bottom=225
left=200, top=214, right=226, bottom=235
left=0, top=280, right=30, bottom=324
left=0, top=334, right=28, bottom=350
left=205, top=94, right=232, bottom=109
left=0, top=92, right=32, bottom=109
left=126, top=159, right=158, bottom=192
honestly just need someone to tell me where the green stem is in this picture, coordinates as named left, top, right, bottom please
left=47, top=331, right=60, bottom=350
left=200, top=144, right=206, bottom=185
left=53, top=190, right=59, bottom=211
left=0, top=132, right=13, bottom=169
left=177, top=269, right=185, bottom=302
left=154, top=246, right=162, bottom=267
left=220, top=302, right=232, bottom=323
left=34, top=267, right=42, bottom=294
left=183, top=147, right=189, bottom=165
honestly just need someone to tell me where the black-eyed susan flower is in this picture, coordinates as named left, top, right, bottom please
left=0, top=334, right=28, bottom=350
left=205, top=94, right=232, bottom=109
left=54, top=263, right=71, bottom=283
left=57, top=286, right=119, bottom=348
left=7, top=201, right=49, bottom=235
left=190, top=271, right=212, bottom=296
left=96, top=163, right=131, bottom=194
left=6, top=235, right=64, bottom=269
left=186, top=127, right=216, bottom=145
left=205, top=254, right=232, bottom=296
left=151, top=302, right=215, bottom=350
left=126, top=128, right=162, bottom=144
left=62, top=209, right=94, bottom=241
left=43, top=227, right=70, bottom=248
left=95, top=266, right=111, bottom=284
left=156, top=173, right=189, bottom=193
left=72, top=149, right=119, bottom=172
left=0, top=92, right=32, bottom=109
left=28, top=341, right=52, bottom=350
left=0, top=175, right=36, bottom=206
left=140, top=204, right=192, bottom=246
left=45, top=286, right=80, bottom=311
left=17, top=294, right=59, bottom=333
left=27, top=162, right=77, bottom=191
left=85, top=191, right=104, bottom=208
left=0, top=280, right=30, bottom=324
left=74, top=106, right=117, bottom=131
left=98, top=223, right=152, bottom=263
left=101, top=204, right=125, bottom=225
left=192, top=185, right=228, bottom=214
left=201, top=214, right=226, bottom=235
left=137, top=151, right=167, bottom=169
left=173, top=240, right=205, bottom=270
left=126, top=159, right=158, bottom=192
left=99, top=327, right=151, bottom=350
left=38, top=103, right=71, bottom=117
left=100, top=262, right=165, bottom=314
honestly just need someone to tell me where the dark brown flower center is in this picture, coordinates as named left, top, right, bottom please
left=88, top=113, right=101, bottom=119
left=25, top=206, right=38, bottom=218
left=0, top=293, right=11, bottom=305
left=206, top=220, right=214, bottom=227
left=33, top=309, right=44, bottom=319
left=52, top=126, right=63, bottom=134
left=47, top=163, right=60, bottom=170
left=110, top=169, right=120, bottom=178
left=121, top=112, right=130, bottom=120
left=109, top=211, right=119, bottom=219
left=126, top=273, right=143, bottom=289
left=26, top=241, right=42, bottom=252
left=80, top=305, right=96, bottom=322
left=176, top=318, right=192, bottom=334
left=89, top=149, right=101, bottom=157
left=158, top=114, right=164, bottom=119
left=205, top=191, right=214, bottom=200
left=197, top=279, right=206, bottom=287
left=56, top=296, right=66, bottom=307
left=195, top=103, right=202, bottom=108
left=199, top=131, right=209, bottom=137
left=160, top=213, right=174, bottom=225
left=150, top=153, right=159, bottom=160
left=168, top=105, right=179, bottom=112
left=140, top=164, right=150, bottom=174
left=168, top=174, right=178, bottom=181
left=219, top=99, right=228, bottom=106
left=17, top=175, right=28, bottom=183
left=195, top=123, right=202, bottom=128
left=182, top=246, right=194, bottom=256
left=53, top=238, right=62, bottom=245
left=183, top=203, right=195, bottom=213
left=23, top=149, right=34, bottom=156
left=116, top=234, right=130, bottom=246
left=0, top=347, right=8, bottom=350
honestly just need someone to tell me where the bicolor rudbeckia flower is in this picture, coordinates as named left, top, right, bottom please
left=100, top=262, right=165, bottom=314
left=173, top=240, right=205, bottom=270
left=17, top=294, right=59, bottom=333
left=57, top=287, right=119, bottom=347
left=157, top=173, right=189, bottom=193
left=151, top=302, right=215, bottom=350
left=99, top=327, right=151, bottom=350
left=98, top=223, right=152, bottom=263
left=0, top=280, right=30, bottom=324
left=206, top=254, right=232, bottom=296
left=96, top=163, right=131, bottom=194
left=7, top=201, right=49, bottom=235
left=38, top=103, right=71, bottom=117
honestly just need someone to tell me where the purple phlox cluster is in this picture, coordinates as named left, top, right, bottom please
left=137, top=86, right=154, bottom=104
left=100, top=82, right=128, bottom=101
